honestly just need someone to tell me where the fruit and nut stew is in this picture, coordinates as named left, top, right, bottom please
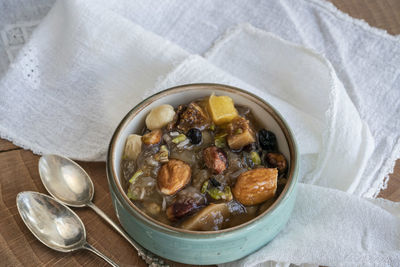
left=121, top=94, right=288, bottom=231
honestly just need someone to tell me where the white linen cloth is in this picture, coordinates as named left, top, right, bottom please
left=1, top=0, right=400, bottom=198
left=0, top=0, right=399, bottom=266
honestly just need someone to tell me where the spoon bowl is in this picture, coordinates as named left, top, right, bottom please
left=38, top=154, right=166, bottom=266
left=39, top=155, right=93, bottom=207
left=16, top=191, right=118, bottom=266
left=16, top=191, right=85, bottom=252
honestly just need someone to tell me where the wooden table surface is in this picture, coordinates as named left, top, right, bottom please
left=1, top=1, right=399, bottom=266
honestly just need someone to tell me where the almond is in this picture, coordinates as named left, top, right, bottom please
left=232, top=168, right=278, bottom=206
left=157, top=159, right=191, bottom=195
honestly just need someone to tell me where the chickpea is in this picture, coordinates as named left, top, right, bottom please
left=123, top=134, right=142, bottom=161
left=145, top=104, right=175, bottom=130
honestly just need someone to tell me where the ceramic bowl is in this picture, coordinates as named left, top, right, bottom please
left=106, top=83, right=298, bottom=265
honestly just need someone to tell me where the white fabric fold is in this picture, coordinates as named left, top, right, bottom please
left=0, top=0, right=399, bottom=266
left=221, top=183, right=400, bottom=267
left=0, top=0, right=188, bottom=160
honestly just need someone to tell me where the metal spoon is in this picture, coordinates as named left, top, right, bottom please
left=16, top=191, right=118, bottom=267
left=38, top=154, right=166, bottom=267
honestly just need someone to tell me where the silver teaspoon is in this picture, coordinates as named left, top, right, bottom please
left=16, top=191, right=118, bottom=267
left=38, top=154, right=167, bottom=267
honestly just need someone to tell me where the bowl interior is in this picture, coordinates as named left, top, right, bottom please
left=109, top=84, right=295, bottom=233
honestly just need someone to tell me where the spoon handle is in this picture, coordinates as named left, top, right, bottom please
left=83, top=242, right=119, bottom=267
left=87, top=202, right=168, bottom=267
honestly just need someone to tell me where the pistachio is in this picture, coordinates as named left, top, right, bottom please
left=232, top=168, right=278, bottom=206
left=250, top=151, right=261, bottom=165
left=157, top=159, right=191, bottom=195
left=154, top=145, right=169, bottom=163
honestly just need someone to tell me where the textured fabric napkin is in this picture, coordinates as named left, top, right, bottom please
left=0, top=0, right=400, bottom=266
left=1, top=0, right=400, bottom=198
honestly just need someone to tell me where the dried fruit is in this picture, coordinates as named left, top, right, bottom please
left=208, top=94, right=238, bottom=125
left=265, top=152, right=287, bottom=173
left=180, top=203, right=230, bottom=231
left=166, top=188, right=205, bottom=221
left=203, top=146, right=227, bottom=174
left=186, top=128, right=202, bottom=145
left=177, top=102, right=210, bottom=132
left=227, top=117, right=255, bottom=150
left=145, top=104, right=176, bottom=130
left=258, top=129, right=277, bottom=151
left=142, top=129, right=162, bottom=145
left=157, top=159, right=191, bottom=195
left=232, top=168, right=278, bottom=206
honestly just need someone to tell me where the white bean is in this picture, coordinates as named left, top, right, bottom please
left=145, top=104, right=175, bottom=130
left=123, top=134, right=142, bottom=161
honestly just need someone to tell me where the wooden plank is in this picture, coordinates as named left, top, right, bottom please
left=0, top=139, right=20, bottom=152
left=377, top=159, right=400, bottom=201
left=0, top=150, right=201, bottom=267
left=330, top=0, right=400, bottom=35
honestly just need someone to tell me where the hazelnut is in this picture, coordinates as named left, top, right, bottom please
left=265, top=153, right=287, bottom=173
left=232, top=168, right=277, bottom=206
left=157, top=159, right=191, bottom=195
left=203, top=146, right=227, bottom=174
left=142, top=129, right=162, bottom=145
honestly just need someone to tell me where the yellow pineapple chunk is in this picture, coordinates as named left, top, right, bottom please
left=208, top=94, right=238, bottom=125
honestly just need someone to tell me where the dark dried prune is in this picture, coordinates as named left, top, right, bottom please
left=258, top=129, right=277, bottom=151
left=187, top=128, right=202, bottom=145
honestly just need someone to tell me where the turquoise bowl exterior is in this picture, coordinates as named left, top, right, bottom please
left=106, top=83, right=299, bottom=265
left=108, top=176, right=297, bottom=264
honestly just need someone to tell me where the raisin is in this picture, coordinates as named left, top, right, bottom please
left=187, top=128, right=202, bottom=145
left=258, top=129, right=277, bottom=151
left=243, top=142, right=257, bottom=152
